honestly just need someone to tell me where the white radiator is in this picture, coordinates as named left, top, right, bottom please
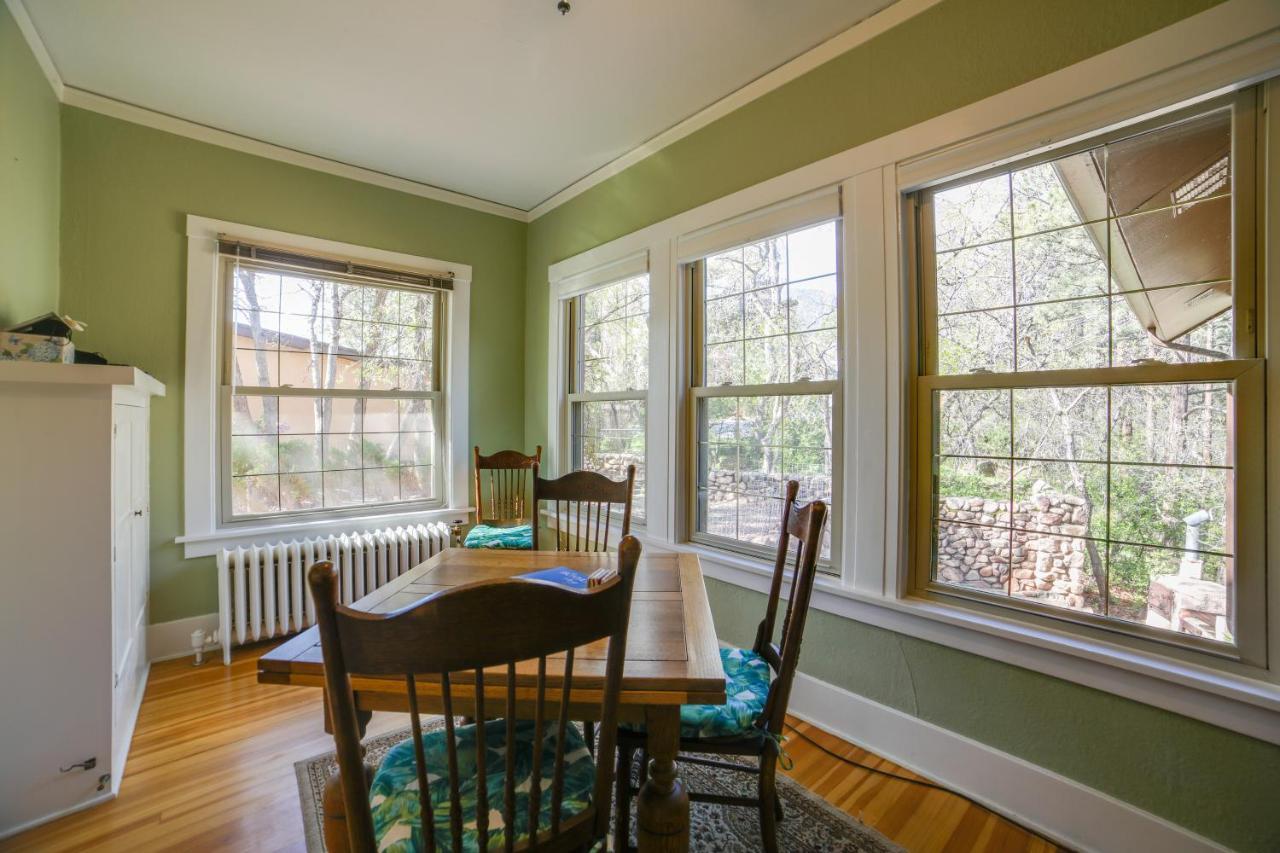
left=216, top=521, right=451, bottom=664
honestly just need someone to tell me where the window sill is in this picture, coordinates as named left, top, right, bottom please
left=177, top=505, right=475, bottom=558
left=668, top=540, right=1280, bottom=746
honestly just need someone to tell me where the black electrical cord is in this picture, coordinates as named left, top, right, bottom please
left=782, top=721, right=1065, bottom=849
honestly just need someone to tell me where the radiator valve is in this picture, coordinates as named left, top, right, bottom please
left=191, top=628, right=208, bottom=666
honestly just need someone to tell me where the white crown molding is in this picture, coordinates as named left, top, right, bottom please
left=61, top=88, right=530, bottom=221
left=525, top=0, right=946, bottom=220
left=5, top=0, right=529, bottom=221
left=4, top=0, right=63, bottom=99
left=7, top=0, right=945, bottom=225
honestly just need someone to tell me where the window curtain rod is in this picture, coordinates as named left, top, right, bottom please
left=217, top=239, right=454, bottom=291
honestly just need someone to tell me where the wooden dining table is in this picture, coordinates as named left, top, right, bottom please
left=257, top=547, right=726, bottom=852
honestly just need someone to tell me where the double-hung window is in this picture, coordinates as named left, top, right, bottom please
left=566, top=274, right=649, bottom=520
left=689, top=220, right=840, bottom=563
left=221, top=242, right=449, bottom=522
left=912, top=89, right=1265, bottom=661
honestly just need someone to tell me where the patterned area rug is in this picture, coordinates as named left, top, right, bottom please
left=295, top=721, right=902, bottom=852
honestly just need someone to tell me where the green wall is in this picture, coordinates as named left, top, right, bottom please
left=521, top=0, right=1280, bottom=848
left=0, top=1, right=60, bottom=326
left=60, top=106, right=527, bottom=624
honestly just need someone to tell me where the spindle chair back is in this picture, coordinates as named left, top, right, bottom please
left=309, top=536, right=641, bottom=852
left=474, top=446, right=541, bottom=527
left=531, top=463, right=635, bottom=552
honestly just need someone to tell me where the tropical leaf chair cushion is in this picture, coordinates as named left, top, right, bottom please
left=623, top=646, right=772, bottom=740
left=462, top=523, right=534, bottom=550
left=370, top=718, right=596, bottom=852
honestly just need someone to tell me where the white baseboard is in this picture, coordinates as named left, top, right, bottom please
left=0, top=791, right=115, bottom=842
left=147, top=612, right=222, bottom=663
left=786, top=671, right=1229, bottom=853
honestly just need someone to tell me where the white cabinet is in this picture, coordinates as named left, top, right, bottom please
left=0, top=363, right=164, bottom=839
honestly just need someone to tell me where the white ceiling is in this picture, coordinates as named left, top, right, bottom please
left=23, top=0, right=897, bottom=211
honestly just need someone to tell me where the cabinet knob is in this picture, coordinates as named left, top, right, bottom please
left=133, top=510, right=143, bottom=517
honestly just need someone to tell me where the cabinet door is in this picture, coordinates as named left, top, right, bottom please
left=129, top=404, right=149, bottom=636
left=111, top=409, right=135, bottom=688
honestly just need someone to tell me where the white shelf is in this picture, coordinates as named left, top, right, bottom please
left=0, top=362, right=165, bottom=396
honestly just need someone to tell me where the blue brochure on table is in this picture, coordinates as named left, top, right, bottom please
left=517, top=566, right=588, bottom=589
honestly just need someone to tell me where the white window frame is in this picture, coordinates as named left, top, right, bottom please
left=908, top=89, right=1265, bottom=665
left=179, top=216, right=472, bottom=557
left=562, top=267, right=651, bottom=524
left=543, top=4, right=1280, bottom=746
left=681, top=198, right=844, bottom=567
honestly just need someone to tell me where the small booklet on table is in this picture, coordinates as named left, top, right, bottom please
left=517, top=567, right=618, bottom=589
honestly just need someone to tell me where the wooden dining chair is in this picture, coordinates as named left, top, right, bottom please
left=465, top=445, right=541, bottom=549
left=310, top=536, right=642, bottom=853
left=531, top=462, right=636, bottom=551
left=613, top=481, right=827, bottom=853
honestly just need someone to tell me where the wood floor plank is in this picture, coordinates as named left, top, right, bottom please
left=1, top=642, right=1061, bottom=852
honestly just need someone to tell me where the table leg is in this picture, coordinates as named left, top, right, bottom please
left=637, top=705, right=689, bottom=852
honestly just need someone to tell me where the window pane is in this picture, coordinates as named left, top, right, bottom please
left=705, top=295, right=742, bottom=344
left=231, top=435, right=277, bottom=476
left=937, top=457, right=1012, bottom=522
left=702, top=221, right=839, bottom=390
left=1013, top=387, right=1107, bottom=462
left=1109, top=543, right=1232, bottom=642
left=579, top=275, right=649, bottom=393
left=323, top=470, right=362, bottom=507
left=362, top=433, right=400, bottom=468
left=789, top=328, right=838, bottom=382
left=934, top=520, right=1011, bottom=591
left=1014, top=225, right=1108, bottom=304
left=400, top=398, right=435, bottom=432
left=1010, top=535, right=1102, bottom=614
left=1012, top=152, right=1107, bottom=235
left=1012, top=460, right=1107, bottom=541
left=744, top=336, right=789, bottom=385
left=573, top=399, right=646, bottom=520
left=323, top=432, right=363, bottom=470
left=1015, top=297, right=1109, bottom=371
left=937, top=242, right=1012, bottom=313
left=743, top=236, right=786, bottom=290
left=934, top=173, right=1011, bottom=251
left=788, top=222, right=837, bottom=280
left=923, top=105, right=1243, bottom=645
left=937, top=389, right=1010, bottom=458
left=363, top=467, right=400, bottom=504
left=1105, top=109, right=1230, bottom=217
left=231, top=395, right=278, bottom=435
left=1111, top=289, right=1232, bottom=366
left=224, top=260, right=441, bottom=520
left=789, top=275, right=837, bottom=332
left=234, top=348, right=279, bottom=387
left=401, top=466, right=433, bottom=500
left=1110, top=464, right=1229, bottom=554
left=232, top=475, right=280, bottom=515
left=232, top=309, right=280, bottom=351
left=937, top=309, right=1014, bottom=374
left=281, top=473, right=322, bottom=511
left=279, top=435, right=322, bottom=473
left=399, top=432, right=434, bottom=467
left=707, top=248, right=744, bottom=298
left=1110, top=196, right=1230, bottom=291
left=697, top=394, right=832, bottom=560
left=1110, top=383, right=1230, bottom=467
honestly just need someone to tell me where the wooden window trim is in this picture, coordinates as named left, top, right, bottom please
left=908, top=87, right=1266, bottom=665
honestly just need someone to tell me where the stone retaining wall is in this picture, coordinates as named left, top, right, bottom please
left=705, top=469, right=831, bottom=499
left=936, top=488, right=1096, bottom=612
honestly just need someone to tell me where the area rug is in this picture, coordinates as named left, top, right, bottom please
left=296, top=720, right=901, bottom=852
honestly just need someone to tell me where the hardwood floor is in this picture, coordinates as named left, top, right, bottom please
left=1, top=643, right=1059, bottom=853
